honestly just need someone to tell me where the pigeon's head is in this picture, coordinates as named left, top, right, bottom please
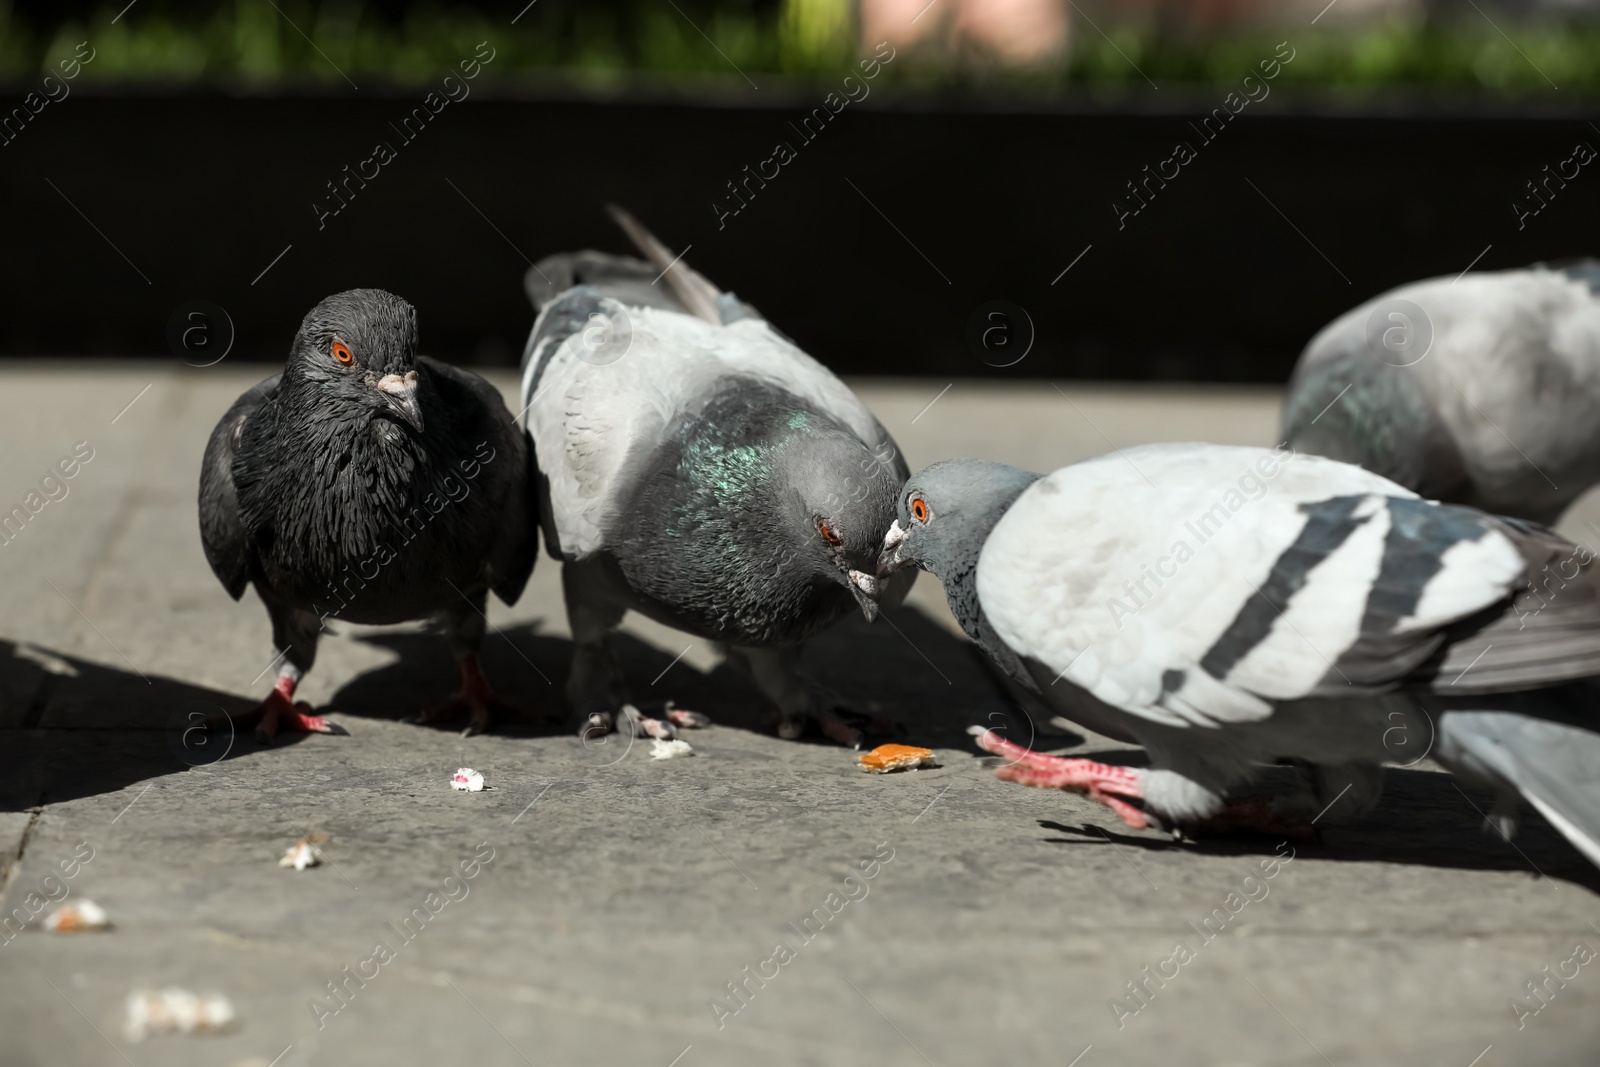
left=778, top=423, right=905, bottom=623
left=878, top=459, right=1040, bottom=581
left=287, top=289, right=425, bottom=433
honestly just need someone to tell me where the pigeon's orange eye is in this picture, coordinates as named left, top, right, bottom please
left=819, top=521, right=842, bottom=546
left=910, top=498, right=929, bottom=523
left=331, top=341, right=354, bottom=365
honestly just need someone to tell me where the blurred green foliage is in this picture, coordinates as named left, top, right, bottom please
left=0, top=0, right=1596, bottom=92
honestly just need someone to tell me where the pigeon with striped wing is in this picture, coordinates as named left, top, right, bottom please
left=879, top=445, right=1600, bottom=865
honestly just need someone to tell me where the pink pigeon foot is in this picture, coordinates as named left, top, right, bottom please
left=414, top=654, right=538, bottom=737
left=626, top=705, right=678, bottom=739
left=970, top=726, right=1150, bottom=830
left=818, top=708, right=865, bottom=749
left=243, top=675, right=348, bottom=742
left=665, top=702, right=711, bottom=729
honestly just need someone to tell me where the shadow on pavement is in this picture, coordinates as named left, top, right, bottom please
left=1032, top=757, right=1600, bottom=894
left=327, top=604, right=1013, bottom=750
left=0, top=604, right=998, bottom=812
left=9, top=620, right=1600, bottom=891
left=0, top=638, right=301, bottom=813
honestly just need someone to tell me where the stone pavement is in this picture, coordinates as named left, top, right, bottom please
left=3, top=363, right=1600, bottom=1067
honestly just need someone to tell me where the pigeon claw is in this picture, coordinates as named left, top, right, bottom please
left=771, top=704, right=895, bottom=749
left=664, top=703, right=711, bottom=729
left=817, top=708, right=864, bottom=750
left=578, top=711, right=614, bottom=740
left=619, top=704, right=677, bottom=740
left=578, top=703, right=704, bottom=742
left=970, top=726, right=1151, bottom=831
left=244, top=691, right=347, bottom=743
left=413, top=653, right=538, bottom=736
left=415, top=690, right=531, bottom=737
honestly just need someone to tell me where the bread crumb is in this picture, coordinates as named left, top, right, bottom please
left=858, top=744, right=938, bottom=774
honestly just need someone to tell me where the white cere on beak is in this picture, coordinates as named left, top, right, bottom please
left=882, top=519, right=908, bottom=554
left=848, top=569, right=878, bottom=597
left=878, top=519, right=909, bottom=576
left=377, top=370, right=418, bottom=399
left=375, top=370, right=424, bottom=432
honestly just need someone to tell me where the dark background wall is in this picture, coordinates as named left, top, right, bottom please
left=1, top=87, right=1596, bottom=380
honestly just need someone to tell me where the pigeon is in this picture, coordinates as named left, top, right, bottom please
left=519, top=206, right=912, bottom=745
left=1282, top=260, right=1600, bottom=523
left=879, top=444, right=1600, bottom=867
left=199, top=289, right=538, bottom=739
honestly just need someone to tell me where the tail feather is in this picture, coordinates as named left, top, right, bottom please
left=523, top=249, right=681, bottom=316
left=1441, top=710, right=1600, bottom=869
left=604, top=204, right=723, bottom=325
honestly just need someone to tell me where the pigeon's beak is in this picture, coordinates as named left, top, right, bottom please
left=877, top=520, right=911, bottom=578
left=847, top=569, right=880, bottom=624
left=376, top=371, right=424, bottom=433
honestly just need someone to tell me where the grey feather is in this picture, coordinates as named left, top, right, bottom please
left=524, top=248, right=763, bottom=327
left=601, top=384, right=905, bottom=645
left=519, top=210, right=909, bottom=742
left=605, top=203, right=722, bottom=325
left=199, top=374, right=279, bottom=601
left=878, top=459, right=1040, bottom=689
left=1282, top=352, right=1469, bottom=502
left=1440, top=705, right=1600, bottom=868
left=891, top=444, right=1600, bottom=866
left=1420, top=527, right=1600, bottom=693
left=525, top=250, right=683, bottom=317
left=1283, top=260, right=1600, bottom=523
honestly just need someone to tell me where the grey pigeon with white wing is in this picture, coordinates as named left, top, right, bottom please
left=1283, top=261, right=1600, bottom=523
left=520, top=207, right=912, bottom=745
left=880, top=444, right=1600, bottom=868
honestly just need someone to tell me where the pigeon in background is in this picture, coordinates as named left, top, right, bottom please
left=1282, top=261, right=1600, bottom=523
left=880, top=445, right=1600, bottom=869
left=199, top=289, right=538, bottom=739
left=520, top=207, right=912, bottom=746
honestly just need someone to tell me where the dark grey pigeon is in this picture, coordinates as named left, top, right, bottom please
left=520, top=207, right=912, bottom=746
left=1283, top=260, right=1600, bottom=523
left=200, top=289, right=538, bottom=739
left=881, top=446, right=1600, bottom=869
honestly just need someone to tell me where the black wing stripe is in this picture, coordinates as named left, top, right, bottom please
left=1200, top=494, right=1371, bottom=681
left=1358, top=498, right=1490, bottom=634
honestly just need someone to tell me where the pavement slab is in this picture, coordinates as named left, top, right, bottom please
left=3, top=364, right=1600, bottom=1066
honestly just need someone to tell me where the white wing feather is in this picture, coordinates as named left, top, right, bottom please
left=976, top=443, right=1526, bottom=729
left=522, top=305, right=891, bottom=558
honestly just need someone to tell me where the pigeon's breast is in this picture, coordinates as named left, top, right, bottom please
left=603, top=543, right=856, bottom=646
left=243, top=426, right=511, bottom=622
left=596, top=390, right=859, bottom=645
